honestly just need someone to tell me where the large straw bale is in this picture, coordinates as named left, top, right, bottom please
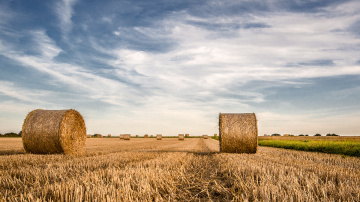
left=144, top=134, right=149, bottom=138
left=178, top=134, right=184, bottom=140
left=22, top=109, right=86, bottom=155
left=119, top=134, right=124, bottom=139
left=124, top=134, right=131, bottom=140
left=157, top=134, right=162, bottom=140
left=219, top=113, right=258, bottom=154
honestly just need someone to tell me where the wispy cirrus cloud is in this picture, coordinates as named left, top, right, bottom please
left=55, top=0, right=77, bottom=36
left=30, top=30, right=62, bottom=59
left=0, top=81, right=50, bottom=104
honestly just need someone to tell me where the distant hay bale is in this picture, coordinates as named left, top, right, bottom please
left=203, top=135, right=209, bottom=139
left=107, top=134, right=111, bottom=137
left=150, top=135, right=154, bottom=138
left=283, top=134, right=290, bottom=137
left=22, top=109, right=86, bottom=155
left=219, top=113, right=258, bottom=154
left=185, top=134, right=189, bottom=137
left=178, top=134, right=184, bottom=140
left=87, top=134, right=92, bottom=138
left=97, top=134, right=103, bottom=138
left=124, top=134, right=131, bottom=140
left=157, top=134, right=162, bottom=140
left=144, top=134, right=149, bottom=138
left=136, top=135, right=139, bottom=138
left=119, top=134, right=124, bottom=139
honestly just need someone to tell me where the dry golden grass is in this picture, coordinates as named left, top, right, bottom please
left=0, top=137, right=359, bottom=201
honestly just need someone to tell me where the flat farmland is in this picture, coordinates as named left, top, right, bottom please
left=259, top=136, right=360, bottom=157
left=1, top=138, right=359, bottom=201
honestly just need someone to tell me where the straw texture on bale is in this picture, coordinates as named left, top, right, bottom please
left=219, top=113, right=258, bottom=154
left=123, top=134, right=131, bottom=140
left=144, top=134, right=149, bottom=138
left=22, top=109, right=86, bottom=155
left=157, top=134, right=162, bottom=140
left=119, top=134, right=124, bottom=139
left=178, top=134, right=184, bottom=140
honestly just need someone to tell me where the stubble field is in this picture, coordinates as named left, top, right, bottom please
left=0, top=137, right=359, bottom=201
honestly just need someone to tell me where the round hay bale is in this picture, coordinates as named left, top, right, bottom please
left=157, top=134, right=162, bottom=140
left=219, top=113, right=258, bottom=154
left=119, top=134, right=124, bottom=139
left=178, top=134, right=184, bottom=140
left=22, top=109, right=86, bottom=155
left=97, top=134, right=103, bottom=138
left=144, top=134, right=149, bottom=138
left=124, top=134, right=131, bottom=140
left=203, top=135, right=209, bottom=139
left=150, top=135, right=154, bottom=138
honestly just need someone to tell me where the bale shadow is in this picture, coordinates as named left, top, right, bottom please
left=0, top=150, right=26, bottom=156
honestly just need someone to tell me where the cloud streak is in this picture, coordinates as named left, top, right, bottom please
left=55, top=0, right=77, bottom=37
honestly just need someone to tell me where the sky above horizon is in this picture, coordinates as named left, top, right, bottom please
left=0, top=0, right=360, bottom=136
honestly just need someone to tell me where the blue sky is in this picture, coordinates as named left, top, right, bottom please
left=0, top=0, right=359, bottom=136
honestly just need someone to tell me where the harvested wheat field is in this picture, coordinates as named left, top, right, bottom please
left=0, top=137, right=359, bottom=201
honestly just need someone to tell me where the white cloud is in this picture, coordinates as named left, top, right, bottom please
left=0, top=81, right=50, bottom=104
left=55, top=0, right=77, bottom=36
left=0, top=5, right=12, bottom=25
left=106, top=12, right=360, bottom=103
left=84, top=7, right=360, bottom=135
left=31, top=30, right=62, bottom=59
left=101, top=16, right=112, bottom=23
